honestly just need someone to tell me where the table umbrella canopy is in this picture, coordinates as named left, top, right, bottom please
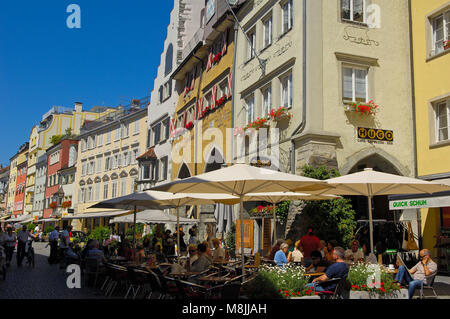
left=150, top=163, right=331, bottom=276
left=110, top=209, right=199, bottom=225
left=316, top=168, right=450, bottom=253
left=152, top=163, right=331, bottom=195
left=89, top=191, right=175, bottom=210
left=318, top=168, right=450, bottom=196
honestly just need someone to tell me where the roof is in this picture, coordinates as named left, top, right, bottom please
left=137, top=148, right=157, bottom=161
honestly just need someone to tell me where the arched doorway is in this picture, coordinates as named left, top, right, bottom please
left=346, top=153, right=406, bottom=253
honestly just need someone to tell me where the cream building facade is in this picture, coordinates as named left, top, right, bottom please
left=72, top=106, right=148, bottom=231
left=24, top=103, right=119, bottom=217
left=234, top=0, right=415, bottom=243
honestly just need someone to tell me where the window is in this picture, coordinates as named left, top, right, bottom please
left=262, top=85, right=272, bottom=116
left=436, top=100, right=450, bottom=142
left=95, top=183, right=100, bottom=201
left=123, top=151, right=129, bottom=167
left=161, top=157, right=168, bottom=181
left=79, top=187, right=85, bottom=203
left=162, top=81, right=172, bottom=101
left=342, top=66, right=368, bottom=102
left=97, top=133, right=103, bottom=147
left=106, top=131, right=111, bottom=144
left=341, top=0, right=365, bottom=23
left=87, top=187, right=93, bottom=202
left=81, top=139, right=86, bottom=152
left=432, top=11, right=450, bottom=55
left=115, top=127, right=121, bottom=141
left=245, top=95, right=255, bottom=124
left=113, top=153, right=119, bottom=169
left=103, top=184, right=109, bottom=200
left=153, top=123, right=161, bottom=145
left=132, top=149, right=139, bottom=164
left=96, top=157, right=102, bottom=173
left=120, top=178, right=127, bottom=196
left=81, top=161, right=87, bottom=176
left=134, top=119, right=140, bottom=135
left=165, top=44, right=174, bottom=76
left=282, top=0, right=293, bottom=34
left=281, top=72, right=293, bottom=108
left=122, top=123, right=129, bottom=138
left=104, top=156, right=110, bottom=171
left=247, top=29, right=256, bottom=60
left=263, top=15, right=273, bottom=48
left=143, top=164, right=151, bottom=180
left=111, top=181, right=118, bottom=198
left=163, top=118, right=170, bottom=140
left=153, top=160, right=160, bottom=181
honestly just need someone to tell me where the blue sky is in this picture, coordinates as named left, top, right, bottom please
left=0, top=0, right=172, bottom=166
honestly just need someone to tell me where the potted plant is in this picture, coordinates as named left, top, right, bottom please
left=268, top=106, right=293, bottom=121
left=249, top=205, right=275, bottom=219
left=347, top=263, right=407, bottom=299
left=346, top=100, right=379, bottom=115
left=49, top=202, right=58, bottom=210
left=185, top=121, right=194, bottom=130
left=444, top=40, right=450, bottom=50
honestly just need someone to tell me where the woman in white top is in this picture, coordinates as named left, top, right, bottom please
left=3, top=227, right=16, bottom=267
left=288, top=240, right=304, bottom=263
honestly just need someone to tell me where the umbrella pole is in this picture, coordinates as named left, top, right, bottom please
left=177, top=206, right=180, bottom=262
left=272, top=202, right=277, bottom=248
left=132, top=206, right=137, bottom=249
left=240, top=196, right=245, bottom=277
left=368, top=196, right=374, bottom=254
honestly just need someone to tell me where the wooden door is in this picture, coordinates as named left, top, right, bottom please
left=236, top=219, right=254, bottom=251
left=262, top=218, right=272, bottom=255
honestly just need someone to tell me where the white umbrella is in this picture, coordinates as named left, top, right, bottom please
left=110, top=209, right=199, bottom=225
left=151, top=163, right=331, bottom=275
left=315, top=168, right=450, bottom=253
left=219, top=192, right=339, bottom=247
left=91, top=191, right=239, bottom=257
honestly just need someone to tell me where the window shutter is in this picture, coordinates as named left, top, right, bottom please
left=159, top=85, right=163, bottom=103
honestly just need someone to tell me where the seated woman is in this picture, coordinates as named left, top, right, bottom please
left=190, top=243, right=212, bottom=273
left=134, top=243, right=146, bottom=264
left=274, top=243, right=289, bottom=267
left=324, top=240, right=338, bottom=263
left=288, top=240, right=304, bottom=263
left=305, top=250, right=330, bottom=273
left=118, top=240, right=133, bottom=261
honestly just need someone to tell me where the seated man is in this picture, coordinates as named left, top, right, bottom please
left=395, top=249, right=437, bottom=299
left=212, top=238, right=226, bottom=262
left=274, top=243, right=289, bottom=267
left=305, top=250, right=330, bottom=273
left=190, top=243, right=212, bottom=273
left=344, top=240, right=364, bottom=264
left=85, top=240, right=107, bottom=266
left=306, top=247, right=349, bottom=292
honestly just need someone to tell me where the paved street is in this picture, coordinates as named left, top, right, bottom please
left=0, top=242, right=99, bottom=299
left=0, top=242, right=450, bottom=299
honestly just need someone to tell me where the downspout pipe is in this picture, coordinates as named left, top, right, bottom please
left=408, top=0, right=422, bottom=250
left=290, top=0, right=307, bottom=174
left=231, top=20, right=238, bottom=164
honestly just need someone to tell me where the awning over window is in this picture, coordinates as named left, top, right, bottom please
left=61, top=210, right=132, bottom=220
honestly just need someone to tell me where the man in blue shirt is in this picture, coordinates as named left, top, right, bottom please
left=274, top=243, right=289, bottom=266
left=306, top=246, right=348, bottom=292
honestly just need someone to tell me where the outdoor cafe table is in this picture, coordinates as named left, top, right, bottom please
left=196, top=276, right=230, bottom=285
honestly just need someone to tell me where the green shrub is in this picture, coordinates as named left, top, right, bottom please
left=87, top=226, right=111, bottom=244
left=44, top=226, right=55, bottom=234
left=225, top=223, right=236, bottom=251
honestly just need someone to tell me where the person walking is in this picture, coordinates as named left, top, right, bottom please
left=48, top=226, right=60, bottom=264
left=58, top=225, right=71, bottom=268
left=17, top=225, right=34, bottom=267
left=300, top=227, right=322, bottom=267
left=3, top=227, right=16, bottom=267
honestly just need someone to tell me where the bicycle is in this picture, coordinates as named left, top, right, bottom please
left=25, top=240, right=35, bottom=267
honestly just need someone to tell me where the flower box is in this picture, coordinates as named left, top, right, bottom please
left=444, top=41, right=450, bottom=50
left=49, top=202, right=58, bottom=209
left=349, top=289, right=408, bottom=299
left=345, top=100, right=379, bottom=115
left=185, top=121, right=194, bottom=130
left=268, top=107, right=293, bottom=122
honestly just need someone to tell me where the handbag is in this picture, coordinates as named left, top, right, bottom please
left=406, top=221, right=419, bottom=251
left=402, top=226, right=408, bottom=250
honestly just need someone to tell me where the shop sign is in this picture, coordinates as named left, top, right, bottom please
left=357, top=127, right=393, bottom=145
left=389, top=195, right=450, bottom=210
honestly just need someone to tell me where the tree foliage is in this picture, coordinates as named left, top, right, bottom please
left=225, top=223, right=236, bottom=251
left=301, top=165, right=357, bottom=247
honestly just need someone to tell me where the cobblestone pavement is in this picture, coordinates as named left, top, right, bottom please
left=0, top=242, right=100, bottom=299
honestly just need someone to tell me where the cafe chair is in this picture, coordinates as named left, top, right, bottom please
left=104, top=264, right=130, bottom=298
left=175, top=279, right=207, bottom=299
left=84, top=257, right=101, bottom=288
left=125, top=267, right=151, bottom=299
left=145, top=270, right=165, bottom=299
left=419, top=273, right=438, bottom=299
left=315, top=277, right=347, bottom=299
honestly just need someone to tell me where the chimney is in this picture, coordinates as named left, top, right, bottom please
left=74, top=102, right=83, bottom=113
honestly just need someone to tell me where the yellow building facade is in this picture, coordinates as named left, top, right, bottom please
left=409, top=0, right=450, bottom=267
